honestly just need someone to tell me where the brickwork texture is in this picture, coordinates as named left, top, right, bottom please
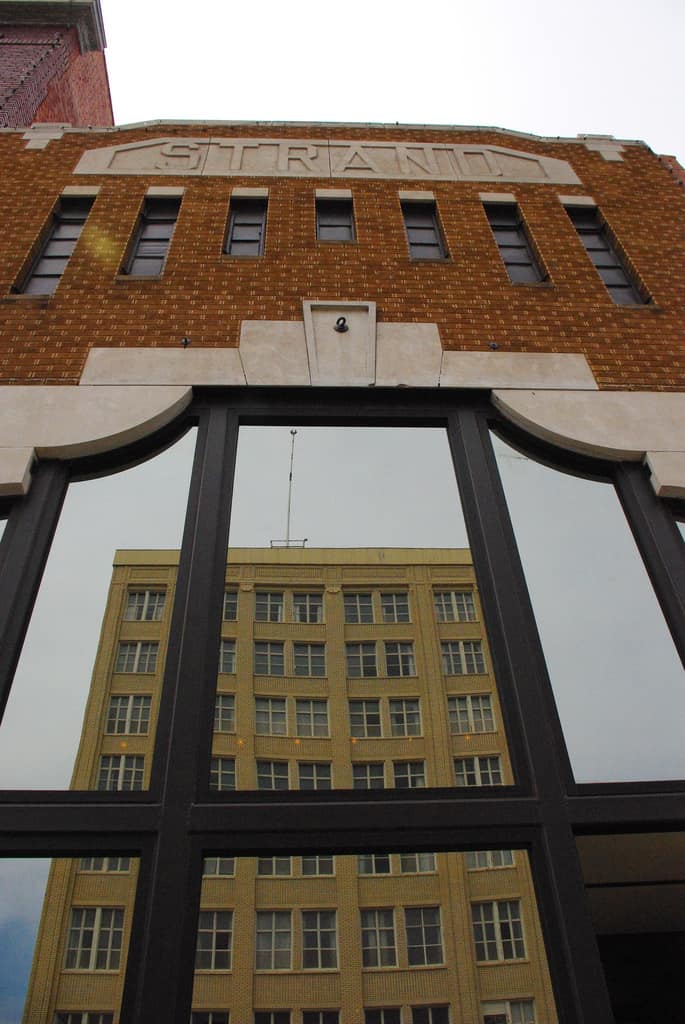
left=0, top=124, right=684, bottom=389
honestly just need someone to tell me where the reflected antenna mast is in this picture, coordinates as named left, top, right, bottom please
left=270, top=429, right=308, bottom=548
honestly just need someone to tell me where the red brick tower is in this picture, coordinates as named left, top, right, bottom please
left=0, top=0, right=113, bottom=127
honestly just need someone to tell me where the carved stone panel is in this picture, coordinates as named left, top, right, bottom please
left=74, top=137, right=582, bottom=185
left=302, top=301, right=377, bottom=386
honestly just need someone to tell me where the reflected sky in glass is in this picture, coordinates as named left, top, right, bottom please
left=0, top=430, right=197, bottom=790
left=493, top=435, right=685, bottom=783
left=230, top=427, right=467, bottom=548
left=0, top=859, right=50, bottom=1024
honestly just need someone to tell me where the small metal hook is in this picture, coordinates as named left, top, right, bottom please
left=181, top=336, right=191, bottom=348
left=334, top=316, right=349, bottom=333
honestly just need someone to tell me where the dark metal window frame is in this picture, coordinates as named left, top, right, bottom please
left=17, top=195, right=95, bottom=295
left=123, top=196, right=181, bottom=277
left=400, top=201, right=448, bottom=260
left=315, top=198, right=355, bottom=242
left=0, top=388, right=683, bottom=1024
left=483, top=201, right=545, bottom=284
left=224, top=197, right=268, bottom=257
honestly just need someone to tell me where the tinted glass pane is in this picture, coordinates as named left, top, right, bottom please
left=0, top=430, right=197, bottom=789
left=493, top=433, right=685, bottom=781
left=224, top=427, right=513, bottom=790
left=507, top=263, right=541, bottom=283
left=1, top=857, right=137, bottom=1021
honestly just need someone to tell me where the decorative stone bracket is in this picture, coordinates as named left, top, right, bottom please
left=0, top=308, right=683, bottom=500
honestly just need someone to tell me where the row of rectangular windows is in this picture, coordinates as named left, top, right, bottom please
left=120, top=588, right=479, bottom=624
left=95, top=753, right=504, bottom=791
left=106, top=693, right=496, bottom=738
left=17, top=192, right=647, bottom=306
left=63, top=900, right=526, bottom=973
left=55, top=1003, right=536, bottom=1024
left=77, top=849, right=515, bottom=877
left=113, top=638, right=487, bottom=677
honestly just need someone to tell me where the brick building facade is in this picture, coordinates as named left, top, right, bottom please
left=0, top=7, right=684, bottom=1024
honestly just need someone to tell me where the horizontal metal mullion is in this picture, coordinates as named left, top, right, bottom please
left=189, top=795, right=541, bottom=840
left=569, top=791, right=685, bottom=832
left=0, top=801, right=161, bottom=845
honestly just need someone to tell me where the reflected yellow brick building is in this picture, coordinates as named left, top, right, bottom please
left=25, top=549, right=557, bottom=1024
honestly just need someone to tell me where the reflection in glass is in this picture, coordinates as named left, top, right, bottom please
left=577, top=834, right=685, bottom=1021
left=493, top=434, right=685, bottom=782
left=7, top=856, right=138, bottom=1022
left=197, top=851, right=557, bottom=1022
left=222, top=427, right=514, bottom=791
left=0, top=429, right=197, bottom=789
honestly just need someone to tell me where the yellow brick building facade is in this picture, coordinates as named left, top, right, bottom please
left=24, top=548, right=558, bottom=1024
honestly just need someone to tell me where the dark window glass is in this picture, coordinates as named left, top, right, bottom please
left=316, top=198, right=355, bottom=241
left=21, top=197, right=94, bottom=294
left=125, top=197, right=180, bottom=276
left=401, top=201, right=447, bottom=259
left=484, top=203, right=543, bottom=284
left=226, top=198, right=267, bottom=256
left=566, top=205, right=646, bottom=304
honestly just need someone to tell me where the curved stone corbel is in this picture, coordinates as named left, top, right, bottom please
left=0, top=385, right=192, bottom=495
left=493, top=390, right=685, bottom=498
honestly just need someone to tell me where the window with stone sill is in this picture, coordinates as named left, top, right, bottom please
left=64, top=907, right=124, bottom=970
left=124, top=196, right=180, bottom=277
left=123, top=589, right=165, bottom=621
left=19, top=195, right=94, bottom=295
left=316, top=197, right=355, bottom=241
left=195, top=910, right=233, bottom=970
left=225, top=197, right=267, bottom=257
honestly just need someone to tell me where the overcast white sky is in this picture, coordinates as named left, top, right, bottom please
left=100, top=0, right=685, bottom=164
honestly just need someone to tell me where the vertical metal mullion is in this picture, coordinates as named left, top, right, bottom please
left=0, top=461, right=68, bottom=722
left=614, top=462, right=685, bottom=666
left=120, top=401, right=240, bottom=1024
left=446, top=405, right=614, bottom=1024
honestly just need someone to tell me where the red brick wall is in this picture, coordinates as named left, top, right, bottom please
left=0, top=124, right=683, bottom=389
left=0, top=25, right=112, bottom=127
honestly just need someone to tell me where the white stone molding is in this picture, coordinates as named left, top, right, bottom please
left=81, top=348, right=245, bottom=386
left=0, top=448, right=34, bottom=497
left=240, top=322, right=309, bottom=386
left=581, top=137, right=625, bottom=162
left=4, top=343, right=684, bottom=501
left=73, top=138, right=582, bottom=185
left=376, top=324, right=442, bottom=387
left=441, top=353, right=598, bottom=391
left=303, top=301, right=377, bottom=386
left=22, top=124, right=69, bottom=150
left=0, top=385, right=191, bottom=492
left=493, top=390, right=685, bottom=498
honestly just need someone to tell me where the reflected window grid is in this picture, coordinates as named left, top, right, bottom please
left=471, top=900, right=526, bottom=961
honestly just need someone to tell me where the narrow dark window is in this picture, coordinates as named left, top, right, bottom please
left=20, top=196, right=94, bottom=295
left=225, top=197, right=267, bottom=256
left=401, top=201, right=447, bottom=259
left=316, top=198, right=355, bottom=241
left=565, top=205, right=646, bottom=305
left=125, top=197, right=180, bottom=276
left=484, top=203, right=543, bottom=283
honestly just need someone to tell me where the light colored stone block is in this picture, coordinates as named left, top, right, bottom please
left=81, top=348, right=246, bottom=386
left=146, top=185, right=185, bottom=197
left=239, top=322, right=310, bottom=386
left=492, top=391, right=685, bottom=461
left=0, top=447, right=35, bottom=496
left=479, top=192, right=516, bottom=203
left=645, top=452, right=685, bottom=499
left=62, top=185, right=101, bottom=197
left=376, top=324, right=442, bottom=387
left=303, top=301, right=376, bottom=386
left=398, top=190, right=435, bottom=202
left=0, top=386, right=191, bottom=459
left=558, top=194, right=596, bottom=206
left=440, top=353, right=598, bottom=390
left=231, top=186, right=269, bottom=198
left=315, top=188, right=352, bottom=199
